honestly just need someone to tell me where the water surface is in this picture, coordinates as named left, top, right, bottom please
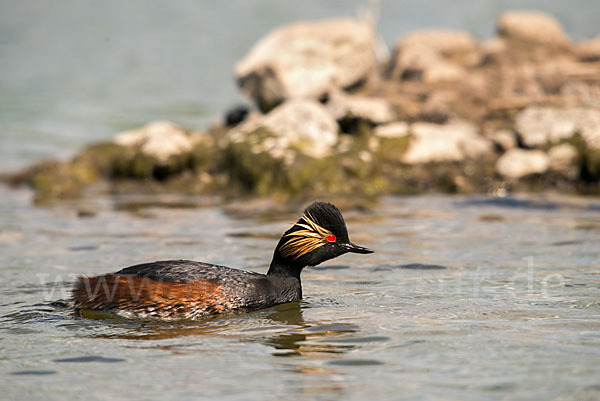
left=1, top=190, right=599, bottom=400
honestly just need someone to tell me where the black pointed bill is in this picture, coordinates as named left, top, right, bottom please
left=342, top=242, right=374, bottom=254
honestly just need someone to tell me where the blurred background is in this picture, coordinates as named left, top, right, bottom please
left=2, top=3, right=600, bottom=400
left=2, top=0, right=599, bottom=171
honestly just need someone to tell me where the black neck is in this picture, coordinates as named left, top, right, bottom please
left=266, top=257, right=303, bottom=301
left=266, top=256, right=303, bottom=279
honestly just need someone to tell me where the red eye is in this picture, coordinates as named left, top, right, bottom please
left=326, top=234, right=336, bottom=242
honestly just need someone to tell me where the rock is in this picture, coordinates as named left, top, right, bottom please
left=495, top=149, right=549, bottom=178
left=420, top=91, right=456, bottom=123
left=576, top=35, right=600, bottom=62
left=485, top=128, right=517, bottom=151
left=399, top=29, right=480, bottom=64
left=225, top=105, right=250, bottom=127
left=235, top=18, right=376, bottom=111
left=24, top=160, right=99, bottom=204
left=223, top=107, right=385, bottom=198
left=515, top=108, right=576, bottom=146
left=422, top=61, right=465, bottom=84
left=515, top=107, right=600, bottom=149
left=389, top=29, right=480, bottom=83
left=548, top=144, right=578, bottom=174
left=402, top=120, right=493, bottom=164
left=111, top=121, right=215, bottom=180
left=374, top=121, right=409, bottom=138
left=396, top=47, right=464, bottom=83
left=114, top=121, right=194, bottom=162
left=497, top=11, right=570, bottom=49
left=327, top=91, right=395, bottom=124
left=480, top=38, right=507, bottom=60
left=391, top=30, right=481, bottom=83
left=229, top=99, right=338, bottom=159
left=561, top=81, right=600, bottom=108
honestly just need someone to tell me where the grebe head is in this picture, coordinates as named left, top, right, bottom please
left=268, top=202, right=373, bottom=277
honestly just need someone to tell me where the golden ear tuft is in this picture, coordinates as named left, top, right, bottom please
left=279, top=213, right=334, bottom=259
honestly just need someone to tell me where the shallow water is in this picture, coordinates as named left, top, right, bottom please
left=1, top=189, right=599, bottom=400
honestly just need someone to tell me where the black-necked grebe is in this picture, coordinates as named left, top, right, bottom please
left=72, top=202, right=373, bottom=319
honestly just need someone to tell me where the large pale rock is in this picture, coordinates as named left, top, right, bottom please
left=485, top=128, right=517, bottom=151
left=497, top=11, right=570, bottom=48
left=516, top=107, right=600, bottom=149
left=114, top=121, right=194, bottom=162
left=480, top=38, right=507, bottom=59
left=399, top=29, right=479, bottom=62
left=560, top=81, right=600, bottom=108
left=374, top=121, right=409, bottom=138
left=229, top=99, right=338, bottom=159
left=548, top=144, right=578, bottom=174
left=402, top=120, right=493, bottom=164
left=235, top=19, right=376, bottom=110
left=395, top=47, right=464, bottom=83
left=390, top=29, right=479, bottom=83
left=496, top=149, right=549, bottom=178
left=576, top=35, right=600, bottom=61
left=327, top=91, right=395, bottom=124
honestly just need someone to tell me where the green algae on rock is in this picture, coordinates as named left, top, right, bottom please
left=223, top=126, right=388, bottom=200
left=5, top=122, right=220, bottom=204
